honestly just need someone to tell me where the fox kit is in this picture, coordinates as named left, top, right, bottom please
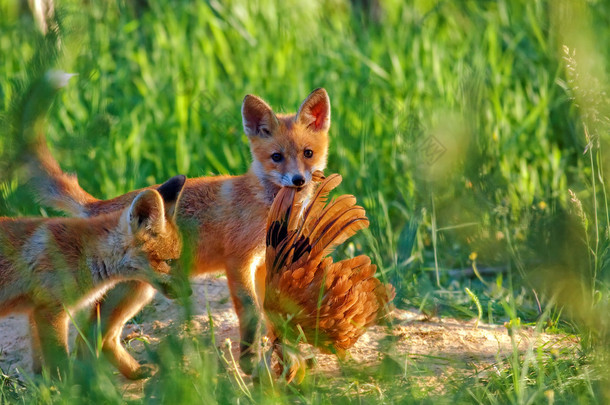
left=27, top=88, right=331, bottom=378
left=0, top=176, right=186, bottom=376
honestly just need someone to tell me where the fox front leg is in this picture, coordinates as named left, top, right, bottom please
left=29, top=315, right=43, bottom=374
left=76, top=281, right=157, bottom=380
left=226, top=259, right=264, bottom=375
left=100, top=281, right=157, bottom=379
left=32, top=308, right=70, bottom=377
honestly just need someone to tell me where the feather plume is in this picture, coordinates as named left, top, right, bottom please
left=264, top=173, right=395, bottom=382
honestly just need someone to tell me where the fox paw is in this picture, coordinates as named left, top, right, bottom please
left=125, top=362, right=156, bottom=380
left=239, top=351, right=255, bottom=375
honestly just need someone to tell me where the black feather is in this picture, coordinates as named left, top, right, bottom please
left=292, top=236, right=312, bottom=263
left=267, top=220, right=287, bottom=249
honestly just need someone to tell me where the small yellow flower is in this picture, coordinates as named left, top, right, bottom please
left=538, top=201, right=547, bottom=210
left=544, top=389, right=555, bottom=404
left=261, top=336, right=270, bottom=348
left=469, top=252, right=478, bottom=261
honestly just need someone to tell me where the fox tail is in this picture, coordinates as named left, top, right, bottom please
left=25, top=92, right=98, bottom=216
left=12, top=64, right=98, bottom=216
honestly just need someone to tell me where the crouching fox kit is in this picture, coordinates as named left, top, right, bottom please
left=0, top=176, right=186, bottom=376
left=28, top=88, right=331, bottom=378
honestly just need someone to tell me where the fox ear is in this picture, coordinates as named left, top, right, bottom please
left=296, top=88, right=331, bottom=132
left=128, top=189, right=166, bottom=234
left=156, top=175, right=186, bottom=220
left=242, top=94, right=279, bottom=137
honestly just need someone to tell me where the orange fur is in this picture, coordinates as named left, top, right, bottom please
left=27, top=88, right=331, bottom=378
left=0, top=183, right=186, bottom=376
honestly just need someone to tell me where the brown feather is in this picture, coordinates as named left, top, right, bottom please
left=264, top=174, right=395, bottom=382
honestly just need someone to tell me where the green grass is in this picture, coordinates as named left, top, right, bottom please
left=1, top=0, right=610, bottom=403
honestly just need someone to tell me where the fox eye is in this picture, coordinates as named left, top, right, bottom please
left=271, top=153, right=283, bottom=162
left=304, top=149, right=313, bottom=158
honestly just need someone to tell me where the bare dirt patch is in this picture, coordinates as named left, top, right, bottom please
left=0, top=276, right=578, bottom=389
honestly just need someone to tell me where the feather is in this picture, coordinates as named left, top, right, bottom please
left=309, top=207, right=369, bottom=259
left=302, top=194, right=357, bottom=236
left=264, top=173, right=395, bottom=383
left=299, top=173, right=342, bottom=226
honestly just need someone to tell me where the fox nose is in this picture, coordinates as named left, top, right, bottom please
left=292, top=175, right=305, bottom=187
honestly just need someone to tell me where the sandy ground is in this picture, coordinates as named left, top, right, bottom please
left=0, top=275, right=578, bottom=389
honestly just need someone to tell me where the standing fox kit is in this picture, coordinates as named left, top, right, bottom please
left=28, top=88, right=331, bottom=378
left=0, top=176, right=186, bottom=376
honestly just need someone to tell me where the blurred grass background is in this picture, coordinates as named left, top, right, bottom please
left=1, top=0, right=610, bottom=403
